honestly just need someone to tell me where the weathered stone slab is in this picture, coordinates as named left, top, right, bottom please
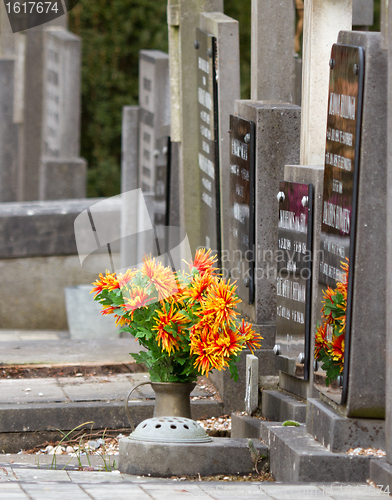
left=231, top=413, right=263, bottom=439
left=353, top=0, right=374, bottom=26
left=300, top=0, right=352, bottom=166
left=385, top=0, right=392, bottom=466
left=39, top=27, right=86, bottom=200
left=119, top=437, right=268, bottom=477
left=306, top=398, right=385, bottom=452
left=230, top=101, right=300, bottom=330
left=370, top=460, right=392, bottom=494
left=335, top=31, right=387, bottom=418
left=245, top=355, right=259, bottom=414
left=167, top=0, right=223, bottom=252
left=0, top=254, right=119, bottom=330
left=0, top=58, right=19, bottom=202
left=261, top=389, right=306, bottom=423
left=0, top=198, right=119, bottom=259
left=39, top=158, right=87, bottom=200
left=259, top=420, right=371, bottom=482
left=199, top=12, right=240, bottom=258
left=210, top=342, right=278, bottom=414
left=0, top=399, right=222, bottom=448
left=250, top=0, right=295, bottom=102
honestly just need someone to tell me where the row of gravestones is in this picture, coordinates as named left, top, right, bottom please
left=119, top=1, right=392, bottom=484
left=0, top=3, right=86, bottom=203
left=120, top=0, right=381, bottom=418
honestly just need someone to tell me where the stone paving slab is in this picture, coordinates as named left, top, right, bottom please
left=0, top=339, right=142, bottom=365
left=0, top=379, right=67, bottom=404
left=0, top=331, right=69, bottom=342
left=0, top=477, right=383, bottom=500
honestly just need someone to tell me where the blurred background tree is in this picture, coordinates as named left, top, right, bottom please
left=69, top=0, right=379, bottom=198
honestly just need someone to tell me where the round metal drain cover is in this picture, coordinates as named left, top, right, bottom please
left=129, top=417, right=212, bottom=443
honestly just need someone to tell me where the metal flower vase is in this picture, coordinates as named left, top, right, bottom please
left=125, top=381, right=196, bottom=430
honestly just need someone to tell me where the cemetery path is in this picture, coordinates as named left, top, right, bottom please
left=0, top=471, right=381, bottom=500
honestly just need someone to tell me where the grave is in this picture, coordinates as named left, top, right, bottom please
left=0, top=5, right=86, bottom=202
left=120, top=50, right=171, bottom=270
left=369, top=0, right=392, bottom=490
left=250, top=0, right=296, bottom=103
left=233, top=21, right=389, bottom=485
left=39, top=27, right=86, bottom=200
left=207, top=2, right=301, bottom=413
left=211, top=102, right=301, bottom=413
left=167, top=0, right=243, bottom=256
left=0, top=198, right=121, bottom=330
left=262, top=0, right=354, bottom=408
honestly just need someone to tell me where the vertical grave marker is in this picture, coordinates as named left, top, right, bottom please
left=39, top=27, right=86, bottom=200
left=138, top=50, right=170, bottom=228
left=228, top=115, right=255, bottom=304
left=195, top=28, right=220, bottom=257
left=315, top=44, right=365, bottom=405
left=275, top=181, right=313, bottom=381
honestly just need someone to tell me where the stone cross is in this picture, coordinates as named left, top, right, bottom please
left=300, top=0, right=352, bottom=166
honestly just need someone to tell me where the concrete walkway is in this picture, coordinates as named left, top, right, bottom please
left=0, top=471, right=384, bottom=500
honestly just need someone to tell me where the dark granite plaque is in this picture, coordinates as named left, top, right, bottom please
left=228, top=115, right=256, bottom=304
left=276, top=181, right=313, bottom=380
left=195, top=28, right=221, bottom=257
left=315, top=44, right=365, bottom=404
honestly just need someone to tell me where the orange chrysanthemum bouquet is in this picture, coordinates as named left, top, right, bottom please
left=91, top=249, right=262, bottom=383
left=314, top=259, right=348, bottom=386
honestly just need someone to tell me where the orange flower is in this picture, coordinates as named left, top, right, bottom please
left=142, top=257, right=178, bottom=301
left=315, top=323, right=328, bottom=358
left=321, top=286, right=335, bottom=323
left=238, top=319, right=263, bottom=353
left=202, top=280, right=240, bottom=326
left=91, top=271, right=120, bottom=297
left=122, top=287, right=152, bottom=318
left=328, top=334, right=345, bottom=369
left=101, top=305, right=118, bottom=316
left=187, top=248, right=217, bottom=276
left=190, top=329, right=220, bottom=376
left=182, top=272, right=214, bottom=303
left=210, top=327, right=243, bottom=360
left=117, top=269, right=136, bottom=289
left=153, top=303, right=187, bottom=356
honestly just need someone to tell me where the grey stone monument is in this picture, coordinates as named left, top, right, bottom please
left=120, top=50, right=171, bottom=270
left=0, top=58, right=20, bottom=202
left=39, top=27, right=86, bottom=200
left=251, top=0, right=296, bottom=103
left=352, top=0, right=374, bottom=27
left=369, top=0, right=392, bottom=489
left=167, top=0, right=223, bottom=253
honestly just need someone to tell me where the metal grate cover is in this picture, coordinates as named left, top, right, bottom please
left=129, top=417, right=212, bottom=443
